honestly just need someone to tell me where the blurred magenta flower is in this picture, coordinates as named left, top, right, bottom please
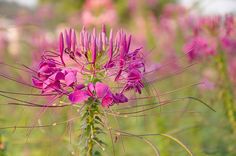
left=183, top=36, right=216, bottom=61
left=32, top=26, right=145, bottom=107
left=199, top=16, right=221, bottom=33
left=221, top=36, right=236, bottom=54
left=199, top=78, right=215, bottom=90
left=28, top=31, right=56, bottom=67
left=199, top=69, right=216, bottom=91
left=80, top=0, right=118, bottom=26
left=0, top=31, right=7, bottom=53
left=220, top=15, right=236, bottom=54
left=162, top=3, right=186, bottom=18
left=14, top=5, right=54, bottom=26
left=228, top=58, right=236, bottom=85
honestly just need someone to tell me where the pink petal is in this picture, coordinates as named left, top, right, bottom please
left=87, top=83, right=95, bottom=96
left=65, top=72, right=77, bottom=86
left=101, top=94, right=113, bottom=108
left=68, top=90, right=89, bottom=104
left=128, top=69, right=142, bottom=81
left=95, top=82, right=109, bottom=98
left=75, top=84, right=85, bottom=90
left=50, top=72, right=65, bottom=81
left=108, top=29, right=113, bottom=61
left=32, top=78, right=43, bottom=88
left=113, top=93, right=128, bottom=103
left=43, top=78, right=53, bottom=89
left=65, top=29, right=72, bottom=50
left=72, top=29, right=77, bottom=52
left=42, top=81, right=60, bottom=94
left=91, top=34, right=97, bottom=64
left=59, top=33, right=65, bottom=66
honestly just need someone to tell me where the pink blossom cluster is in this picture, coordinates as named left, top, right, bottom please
left=32, top=26, right=145, bottom=107
left=183, top=15, right=236, bottom=61
left=183, top=16, right=221, bottom=61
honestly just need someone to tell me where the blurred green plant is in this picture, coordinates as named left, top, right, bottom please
left=215, top=50, right=236, bottom=133
left=40, top=0, right=85, bottom=13
left=0, top=134, right=6, bottom=156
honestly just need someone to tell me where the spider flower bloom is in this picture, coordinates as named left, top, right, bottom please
left=221, top=15, right=236, bottom=54
left=32, top=26, right=145, bottom=108
left=183, top=36, right=216, bottom=61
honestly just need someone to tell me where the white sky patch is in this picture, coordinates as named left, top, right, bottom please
left=3, top=0, right=38, bottom=7
left=179, top=0, right=236, bottom=15
left=2, top=0, right=236, bottom=14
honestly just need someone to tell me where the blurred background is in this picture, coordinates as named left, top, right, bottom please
left=1, top=0, right=236, bottom=155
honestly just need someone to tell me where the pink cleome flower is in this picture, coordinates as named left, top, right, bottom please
left=220, top=15, right=236, bottom=54
left=183, top=36, right=216, bottom=61
left=32, top=26, right=145, bottom=107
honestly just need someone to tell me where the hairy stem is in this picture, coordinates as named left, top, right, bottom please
left=81, top=99, right=103, bottom=156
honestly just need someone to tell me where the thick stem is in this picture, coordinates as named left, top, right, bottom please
left=81, top=99, right=103, bottom=156
left=87, top=103, right=95, bottom=156
left=215, top=50, right=236, bottom=133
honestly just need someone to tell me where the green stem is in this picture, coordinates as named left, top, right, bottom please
left=215, top=50, right=236, bottom=133
left=81, top=99, right=103, bottom=156
left=86, top=101, right=96, bottom=156
left=0, top=134, right=6, bottom=156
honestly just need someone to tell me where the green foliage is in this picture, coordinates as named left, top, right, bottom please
left=215, top=50, right=236, bottom=133
left=80, top=99, right=105, bottom=156
left=0, top=134, right=6, bottom=156
left=40, top=0, right=85, bottom=13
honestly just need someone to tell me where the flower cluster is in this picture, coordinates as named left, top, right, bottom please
left=183, top=15, right=236, bottom=61
left=184, top=36, right=216, bottom=61
left=32, top=26, right=145, bottom=107
left=221, top=15, right=236, bottom=54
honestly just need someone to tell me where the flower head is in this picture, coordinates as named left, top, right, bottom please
left=183, top=36, right=216, bottom=61
left=32, top=26, right=145, bottom=107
